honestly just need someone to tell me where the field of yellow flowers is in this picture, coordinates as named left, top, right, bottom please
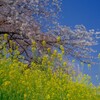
left=0, top=37, right=100, bottom=100
left=0, top=55, right=100, bottom=100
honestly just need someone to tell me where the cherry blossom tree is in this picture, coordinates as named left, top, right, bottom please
left=0, top=0, right=99, bottom=64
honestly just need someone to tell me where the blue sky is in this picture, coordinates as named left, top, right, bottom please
left=60, top=0, right=100, bottom=86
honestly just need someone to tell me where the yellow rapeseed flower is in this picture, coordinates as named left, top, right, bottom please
left=47, top=48, right=51, bottom=53
left=52, top=50, right=57, bottom=57
left=42, top=40, right=46, bottom=46
left=60, top=45, right=64, bottom=51
left=67, top=93, right=71, bottom=98
left=62, top=50, right=64, bottom=54
left=32, top=41, right=36, bottom=46
left=54, top=50, right=57, bottom=54
left=25, top=69, right=30, bottom=75
left=88, top=64, right=91, bottom=67
left=63, top=62, right=67, bottom=66
left=4, top=34, right=8, bottom=40
left=57, top=53, right=62, bottom=59
left=43, top=55, right=48, bottom=61
left=3, top=81, right=11, bottom=86
left=46, top=94, right=50, bottom=99
left=60, top=58, right=63, bottom=61
left=9, top=70, right=15, bottom=76
left=9, top=40, right=13, bottom=47
left=0, top=70, right=4, bottom=74
left=32, top=47, right=36, bottom=52
left=9, top=48, right=12, bottom=53
left=72, top=59, right=75, bottom=63
left=47, top=61, right=51, bottom=66
left=57, top=36, right=61, bottom=42
left=24, top=93, right=27, bottom=100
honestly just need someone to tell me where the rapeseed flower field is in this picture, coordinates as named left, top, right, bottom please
left=0, top=53, right=100, bottom=100
left=0, top=36, right=100, bottom=100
